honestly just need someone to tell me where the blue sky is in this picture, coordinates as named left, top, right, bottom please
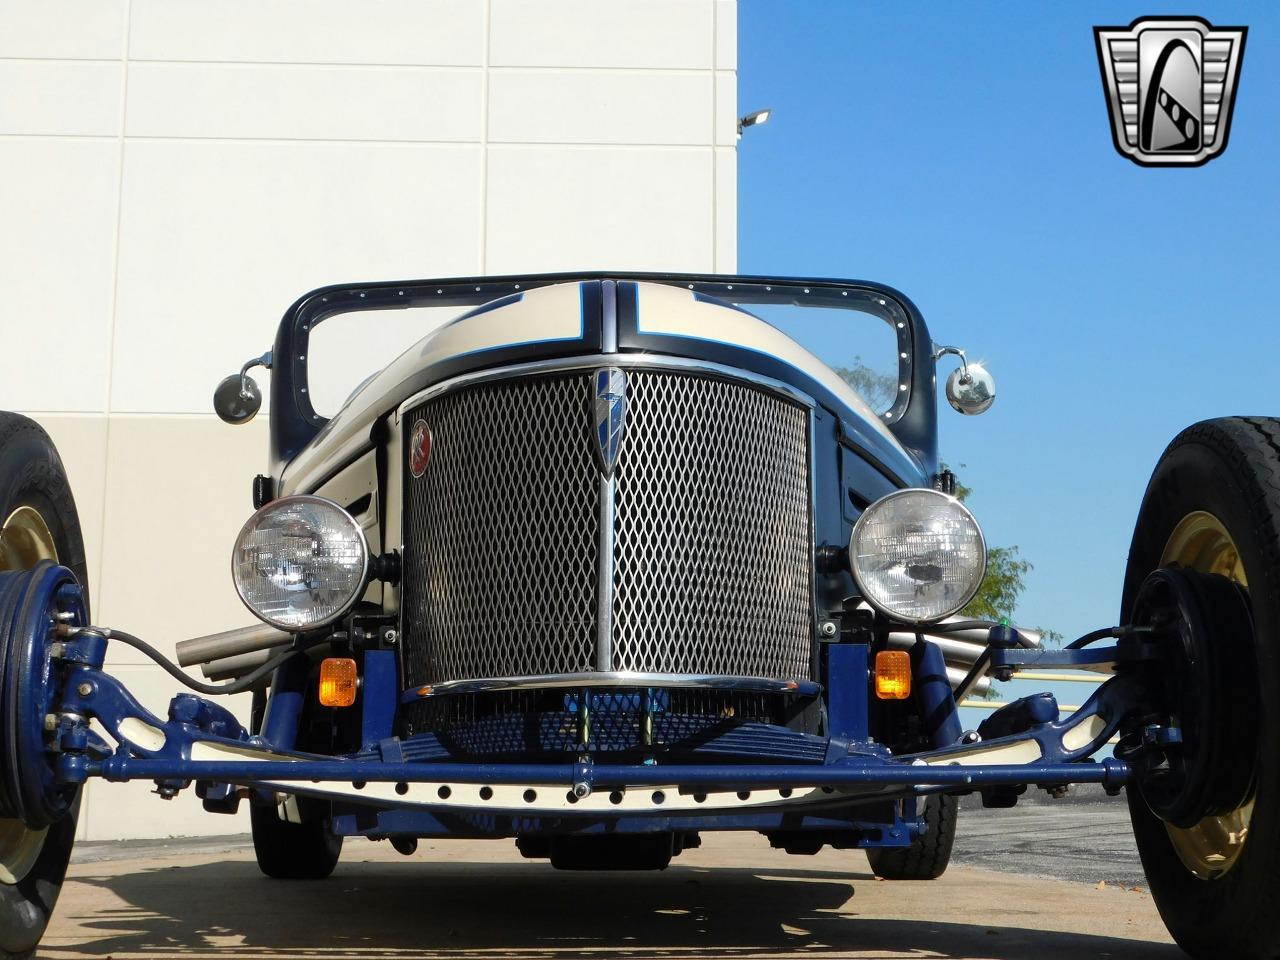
left=740, top=1, right=1278, bottom=654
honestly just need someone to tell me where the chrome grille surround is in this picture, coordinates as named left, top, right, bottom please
left=400, top=358, right=815, bottom=689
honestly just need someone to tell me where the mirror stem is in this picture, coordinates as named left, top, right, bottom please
left=240, top=351, right=273, bottom=399
left=932, top=345, right=970, bottom=383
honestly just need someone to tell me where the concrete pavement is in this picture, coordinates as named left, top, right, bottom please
left=953, top=789, right=1148, bottom=887
left=40, top=798, right=1177, bottom=960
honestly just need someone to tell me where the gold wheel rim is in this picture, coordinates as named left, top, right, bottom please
left=0, top=823, right=45, bottom=885
left=1160, top=511, right=1252, bottom=880
left=0, top=505, right=57, bottom=884
left=0, top=506, right=58, bottom=573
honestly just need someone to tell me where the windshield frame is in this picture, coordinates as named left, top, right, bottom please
left=269, top=272, right=936, bottom=471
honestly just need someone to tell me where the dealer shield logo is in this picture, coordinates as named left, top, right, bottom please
left=593, top=367, right=627, bottom=476
left=1095, top=17, right=1246, bottom=167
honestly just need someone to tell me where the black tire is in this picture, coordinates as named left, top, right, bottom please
left=247, top=694, right=341, bottom=880
left=865, top=793, right=957, bottom=880
left=0, top=804, right=77, bottom=960
left=1122, top=417, right=1280, bottom=959
left=249, top=801, right=342, bottom=880
left=0, top=415, right=88, bottom=593
left=0, top=413, right=88, bottom=959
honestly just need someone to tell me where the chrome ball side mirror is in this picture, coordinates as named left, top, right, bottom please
left=946, top=362, right=996, bottom=415
left=213, top=373, right=262, bottom=424
left=935, top=345, right=995, bottom=416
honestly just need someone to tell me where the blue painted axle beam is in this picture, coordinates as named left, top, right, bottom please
left=92, top=756, right=1129, bottom=790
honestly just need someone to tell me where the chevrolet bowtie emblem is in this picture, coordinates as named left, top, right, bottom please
left=593, top=367, right=627, bottom=476
left=1095, top=17, right=1246, bottom=167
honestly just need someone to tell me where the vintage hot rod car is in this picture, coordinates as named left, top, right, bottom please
left=1, top=272, right=1277, bottom=958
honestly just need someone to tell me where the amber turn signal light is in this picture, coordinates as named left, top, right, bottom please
left=874, top=650, right=912, bottom=700
left=318, top=657, right=358, bottom=707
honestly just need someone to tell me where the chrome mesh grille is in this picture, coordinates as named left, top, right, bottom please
left=612, top=371, right=813, bottom=676
left=401, top=373, right=599, bottom=685
left=400, top=366, right=814, bottom=688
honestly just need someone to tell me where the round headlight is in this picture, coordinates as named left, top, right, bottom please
left=232, top=495, right=369, bottom=631
left=849, top=488, right=986, bottom=624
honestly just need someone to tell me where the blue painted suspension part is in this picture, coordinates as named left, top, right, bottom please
left=914, top=637, right=963, bottom=748
left=9, top=562, right=1144, bottom=810
left=88, top=754, right=1130, bottom=791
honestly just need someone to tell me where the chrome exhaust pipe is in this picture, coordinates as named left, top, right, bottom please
left=886, top=621, right=1042, bottom=663
left=946, top=666, right=991, bottom=696
left=886, top=632, right=987, bottom=664
left=882, top=617, right=1044, bottom=695
left=200, top=648, right=275, bottom=682
left=175, top=623, right=292, bottom=668
left=931, top=625, right=1042, bottom=648
left=883, top=635, right=992, bottom=693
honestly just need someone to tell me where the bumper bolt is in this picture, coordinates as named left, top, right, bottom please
left=819, top=621, right=838, bottom=639
left=572, top=782, right=592, bottom=799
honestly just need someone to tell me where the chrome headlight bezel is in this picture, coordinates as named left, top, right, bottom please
left=848, top=487, right=987, bottom=625
left=231, top=494, right=370, bottom=631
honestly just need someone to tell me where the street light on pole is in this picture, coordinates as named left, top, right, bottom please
left=737, top=108, right=772, bottom=137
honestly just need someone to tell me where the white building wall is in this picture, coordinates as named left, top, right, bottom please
left=0, top=0, right=737, bottom=839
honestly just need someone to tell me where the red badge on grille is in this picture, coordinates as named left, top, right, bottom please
left=409, top=419, right=432, bottom=478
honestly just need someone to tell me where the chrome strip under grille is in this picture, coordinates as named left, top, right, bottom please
left=403, top=672, right=822, bottom=699
left=401, top=363, right=814, bottom=688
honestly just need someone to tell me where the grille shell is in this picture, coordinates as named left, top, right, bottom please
left=400, top=364, right=814, bottom=688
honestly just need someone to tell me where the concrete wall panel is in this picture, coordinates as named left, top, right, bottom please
left=1, top=0, right=736, bottom=839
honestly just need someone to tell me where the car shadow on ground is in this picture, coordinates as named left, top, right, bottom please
left=50, top=859, right=1181, bottom=959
